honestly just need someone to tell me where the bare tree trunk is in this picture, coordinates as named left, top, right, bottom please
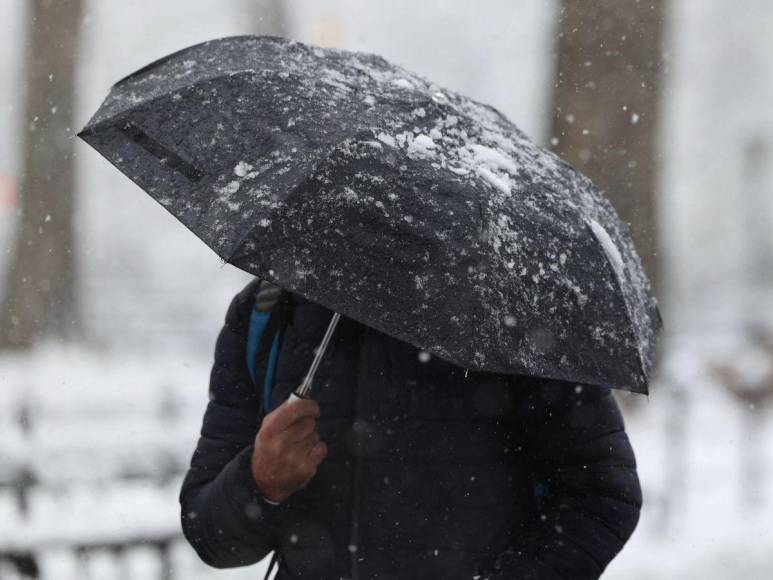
left=550, top=0, right=665, bottom=286
left=657, top=378, right=690, bottom=531
left=741, top=405, right=765, bottom=511
left=741, top=137, right=773, bottom=290
left=1, top=0, right=83, bottom=349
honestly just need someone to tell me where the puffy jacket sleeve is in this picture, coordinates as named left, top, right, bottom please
left=482, top=379, right=642, bottom=580
left=179, top=279, right=283, bottom=568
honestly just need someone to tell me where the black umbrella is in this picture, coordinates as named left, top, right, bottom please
left=78, top=35, right=660, bottom=394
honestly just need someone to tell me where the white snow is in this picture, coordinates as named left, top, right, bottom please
left=406, top=133, right=436, bottom=158
left=342, top=186, right=359, bottom=202
left=376, top=132, right=396, bottom=148
left=391, top=77, right=414, bottom=90
left=234, top=161, right=253, bottom=177
left=216, top=179, right=240, bottom=196
left=467, top=143, right=519, bottom=174
left=589, top=218, right=625, bottom=279
left=475, top=166, right=511, bottom=196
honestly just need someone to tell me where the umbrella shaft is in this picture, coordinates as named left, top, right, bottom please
left=295, top=311, right=341, bottom=398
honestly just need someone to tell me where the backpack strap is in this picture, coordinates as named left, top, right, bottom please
left=246, top=279, right=291, bottom=416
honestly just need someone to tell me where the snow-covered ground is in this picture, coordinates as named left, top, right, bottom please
left=609, top=361, right=773, bottom=579
left=0, top=345, right=272, bottom=580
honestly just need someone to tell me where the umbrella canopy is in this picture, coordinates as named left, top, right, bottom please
left=79, top=35, right=660, bottom=394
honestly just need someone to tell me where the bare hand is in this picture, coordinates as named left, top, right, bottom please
left=250, top=396, right=328, bottom=503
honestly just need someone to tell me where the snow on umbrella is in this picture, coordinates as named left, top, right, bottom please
left=78, top=35, right=660, bottom=394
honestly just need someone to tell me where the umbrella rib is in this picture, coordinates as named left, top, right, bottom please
left=471, top=196, right=485, bottom=367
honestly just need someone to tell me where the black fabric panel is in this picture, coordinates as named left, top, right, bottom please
left=479, top=378, right=642, bottom=580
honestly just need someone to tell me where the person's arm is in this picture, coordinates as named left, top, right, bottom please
left=480, top=379, right=642, bottom=580
left=179, top=282, right=282, bottom=568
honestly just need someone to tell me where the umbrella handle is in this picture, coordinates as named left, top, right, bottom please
left=288, top=392, right=308, bottom=404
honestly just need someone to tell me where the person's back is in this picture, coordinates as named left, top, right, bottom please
left=180, top=279, right=642, bottom=579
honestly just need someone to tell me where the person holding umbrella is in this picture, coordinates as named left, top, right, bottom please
left=176, top=278, right=644, bottom=580
left=80, top=37, right=659, bottom=580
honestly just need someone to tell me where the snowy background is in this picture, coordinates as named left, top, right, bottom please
left=1, top=0, right=773, bottom=579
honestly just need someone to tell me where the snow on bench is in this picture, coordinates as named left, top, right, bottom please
left=0, top=352, right=214, bottom=580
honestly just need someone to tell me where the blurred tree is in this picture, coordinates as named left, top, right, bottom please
left=742, top=137, right=773, bottom=290
left=708, top=329, right=773, bottom=511
left=550, top=0, right=665, bottom=286
left=0, top=0, right=83, bottom=349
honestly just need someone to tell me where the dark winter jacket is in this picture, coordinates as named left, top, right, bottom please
left=180, top=279, right=642, bottom=579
